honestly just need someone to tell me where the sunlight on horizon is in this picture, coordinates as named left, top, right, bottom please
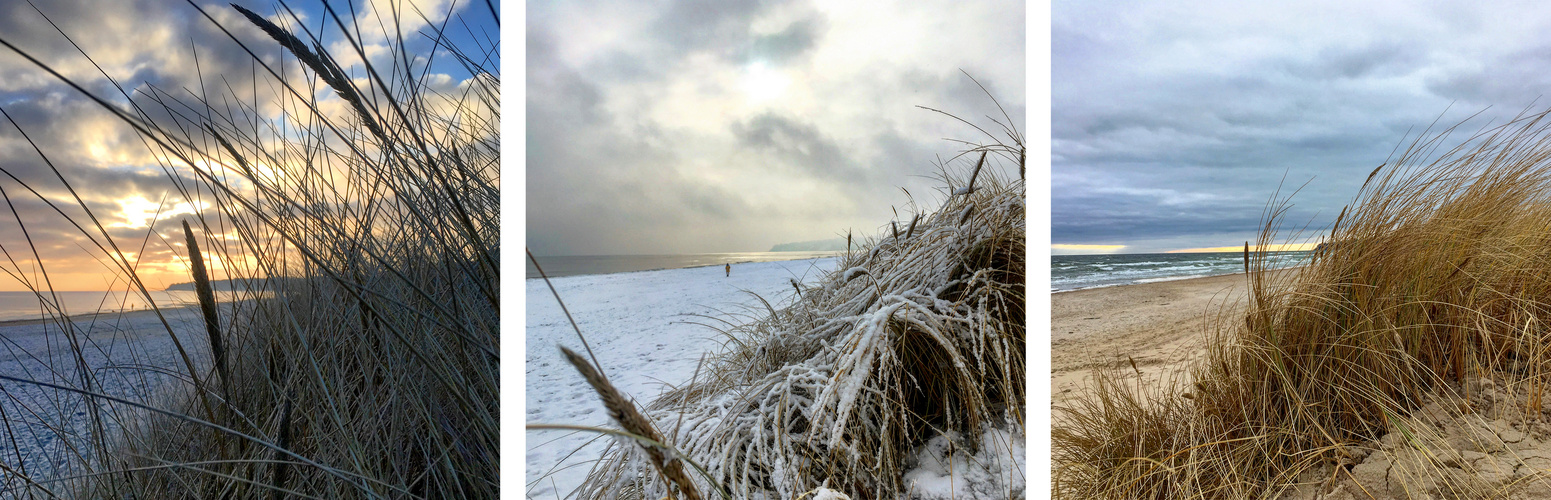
left=1167, top=242, right=1320, bottom=253
left=1052, top=244, right=1127, bottom=255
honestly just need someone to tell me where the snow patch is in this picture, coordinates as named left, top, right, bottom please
left=904, top=427, right=1027, bottom=499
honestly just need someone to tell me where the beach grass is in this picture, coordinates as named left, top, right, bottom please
left=532, top=95, right=1025, bottom=499
left=1053, top=107, right=1551, bottom=498
left=0, top=1, right=497, bottom=497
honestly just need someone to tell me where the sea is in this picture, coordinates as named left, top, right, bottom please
left=1052, top=251, right=1312, bottom=292
left=526, top=251, right=843, bottom=279
left=0, top=290, right=250, bottom=323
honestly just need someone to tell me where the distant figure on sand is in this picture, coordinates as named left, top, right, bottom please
left=725, top=263, right=731, bottom=277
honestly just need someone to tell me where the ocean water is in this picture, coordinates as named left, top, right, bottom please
left=1052, top=251, right=1311, bottom=292
left=526, top=251, right=843, bottom=279
left=0, top=290, right=252, bottom=323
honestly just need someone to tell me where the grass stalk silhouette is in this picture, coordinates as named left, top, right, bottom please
left=0, top=1, right=498, bottom=497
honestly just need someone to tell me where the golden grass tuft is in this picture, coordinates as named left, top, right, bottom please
left=1054, top=107, right=1551, bottom=498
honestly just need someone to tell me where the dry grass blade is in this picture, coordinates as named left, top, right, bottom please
left=560, top=347, right=702, bottom=500
left=229, top=3, right=384, bottom=142
left=271, top=396, right=293, bottom=500
left=182, top=220, right=228, bottom=396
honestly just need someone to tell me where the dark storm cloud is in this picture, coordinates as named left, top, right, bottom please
left=652, top=0, right=771, bottom=55
left=745, top=15, right=824, bottom=64
left=1284, top=42, right=1421, bottom=81
left=1425, top=46, right=1551, bottom=106
left=526, top=28, right=607, bottom=126
left=529, top=0, right=1025, bottom=256
left=732, top=113, right=869, bottom=184
left=1052, top=0, right=1551, bottom=253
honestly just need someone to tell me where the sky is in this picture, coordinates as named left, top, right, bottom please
left=527, top=0, right=1026, bottom=257
left=1054, top=0, right=1551, bottom=254
left=0, top=0, right=497, bottom=291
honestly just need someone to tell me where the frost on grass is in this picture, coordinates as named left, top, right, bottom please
left=577, top=161, right=1025, bottom=499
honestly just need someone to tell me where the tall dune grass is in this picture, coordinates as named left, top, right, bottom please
left=0, top=1, right=497, bottom=497
left=544, top=107, right=1025, bottom=499
left=1053, top=107, right=1551, bottom=498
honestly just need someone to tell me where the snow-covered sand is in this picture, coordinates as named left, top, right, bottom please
left=0, top=306, right=209, bottom=487
left=526, top=258, right=838, bottom=498
left=526, top=257, right=1026, bottom=499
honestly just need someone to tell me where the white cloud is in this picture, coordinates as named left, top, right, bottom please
left=529, top=0, right=1025, bottom=255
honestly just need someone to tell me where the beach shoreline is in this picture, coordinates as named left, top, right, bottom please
left=0, top=305, right=197, bottom=328
left=1052, top=270, right=1296, bottom=404
left=525, top=252, right=843, bottom=280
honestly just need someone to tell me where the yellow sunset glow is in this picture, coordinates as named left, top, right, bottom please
left=1052, top=244, right=1126, bottom=252
left=1166, top=242, right=1320, bottom=253
left=110, top=197, right=208, bottom=230
left=194, top=157, right=290, bottom=184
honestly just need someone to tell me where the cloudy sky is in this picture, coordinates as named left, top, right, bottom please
left=1055, top=0, right=1551, bottom=254
left=527, top=0, right=1026, bottom=257
left=0, top=0, right=495, bottom=291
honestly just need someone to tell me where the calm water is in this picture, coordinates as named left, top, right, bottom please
left=526, top=251, right=843, bottom=279
left=0, top=290, right=253, bottom=323
left=1052, top=251, right=1311, bottom=292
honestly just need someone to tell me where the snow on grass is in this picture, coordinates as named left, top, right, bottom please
left=573, top=175, right=1026, bottom=498
left=525, top=258, right=838, bottom=499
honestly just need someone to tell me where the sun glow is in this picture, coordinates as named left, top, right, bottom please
left=1052, top=244, right=1126, bottom=255
left=742, top=62, right=790, bottom=103
left=195, top=157, right=288, bottom=184
left=111, top=197, right=208, bottom=229
left=1167, top=242, right=1320, bottom=253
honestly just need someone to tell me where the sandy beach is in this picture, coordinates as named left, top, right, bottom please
left=1053, top=270, right=1551, bottom=498
left=1051, top=273, right=1259, bottom=405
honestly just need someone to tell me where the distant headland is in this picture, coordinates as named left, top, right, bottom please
left=163, top=277, right=305, bottom=292
left=768, top=238, right=849, bottom=252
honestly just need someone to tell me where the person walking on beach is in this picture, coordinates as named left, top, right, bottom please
left=725, top=263, right=731, bottom=277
